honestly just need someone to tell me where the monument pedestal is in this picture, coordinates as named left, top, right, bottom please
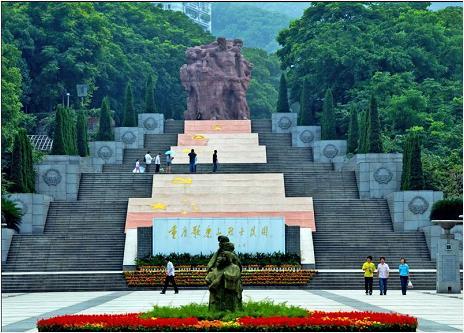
left=436, top=237, right=461, bottom=293
left=432, top=219, right=463, bottom=294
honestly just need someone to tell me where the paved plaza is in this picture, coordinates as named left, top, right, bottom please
left=2, top=289, right=462, bottom=332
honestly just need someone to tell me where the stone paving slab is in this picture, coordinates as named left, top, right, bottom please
left=2, top=290, right=462, bottom=332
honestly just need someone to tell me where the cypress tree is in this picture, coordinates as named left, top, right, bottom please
left=321, top=88, right=336, bottom=139
left=400, top=135, right=412, bottom=190
left=97, top=97, right=114, bottom=141
left=276, top=73, right=290, bottom=113
left=347, top=107, right=359, bottom=154
left=123, top=83, right=136, bottom=126
left=358, top=109, right=369, bottom=153
left=367, top=95, right=383, bottom=153
left=76, top=110, right=89, bottom=157
left=65, top=108, right=78, bottom=155
left=145, top=76, right=156, bottom=113
left=51, top=106, right=66, bottom=155
left=11, top=129, right=34, bottom=193
left=402, top=133, right=425, bottom=190
left=299, top=78, right=315, bottom=125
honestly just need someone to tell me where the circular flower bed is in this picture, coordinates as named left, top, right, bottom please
left=37, top=311, right=417, bottom=331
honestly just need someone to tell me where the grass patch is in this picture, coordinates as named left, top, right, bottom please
left=140, top=300, right=308, bottom=321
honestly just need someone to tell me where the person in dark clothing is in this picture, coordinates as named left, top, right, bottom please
left=188, top=149, right=197, bottom=173
left=212, top=150, right=218, bottom=172
left=160, top=258, right=178, bottom=294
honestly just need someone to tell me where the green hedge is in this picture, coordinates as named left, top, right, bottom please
left=136, top=252, right=301, bottom=267
left=430, top=198, right=463, bottom=220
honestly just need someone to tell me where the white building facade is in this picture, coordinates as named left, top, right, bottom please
left=155, top=2, right=212, bottom=32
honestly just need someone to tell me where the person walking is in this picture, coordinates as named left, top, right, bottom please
left=188, top=149, right=197, bottom=173
left=399, top=257, right=410, bottom=295
left=144, top=151, right=153, bottom=172
left=377, top=257, right=390, bottom=295
left=362, top=256, right=375, bottom=295
left=154, top=152, right=161, bottom=173
left=160, top=258, right=178, bottom=294
left=212, top=150, right=218, bottom=173
left=133, top=159, right=141, bottom=173
left=165, top=152, right=173, bottom=174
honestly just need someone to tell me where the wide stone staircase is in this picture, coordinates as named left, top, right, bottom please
left=2, top=119, right=443, bottom=292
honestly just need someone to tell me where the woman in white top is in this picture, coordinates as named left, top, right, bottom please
left=377, top=256, right=390, bottom=295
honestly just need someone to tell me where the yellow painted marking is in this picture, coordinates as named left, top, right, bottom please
left=192, top=134, right=207, bottom=140
left=151, top=202, right=167, bottom=211
left=182, top=148, right=190, bottom=153
left=171, top=177, right=192, bottom=185
left=212, top=124, right=222, bottom=131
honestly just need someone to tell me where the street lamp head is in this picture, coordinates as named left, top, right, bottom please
left=66, top=93, right=70, bottom=96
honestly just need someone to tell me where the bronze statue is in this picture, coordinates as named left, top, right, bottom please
left=180, top=37, right=253, bottom=120
left=206, top=236, right=243, bottom=312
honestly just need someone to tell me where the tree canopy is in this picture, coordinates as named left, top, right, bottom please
left=1, top=2, right=213, bottom=121
left=277, top=2, right=462, bottom=196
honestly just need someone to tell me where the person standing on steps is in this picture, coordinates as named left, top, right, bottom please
left=144, top=151, right=153, bottom=172
left=399, top=257, right=410, bottom=295
left=160, top=258, right=178, bottom=294
left=165, top=152, right=173, bottom=174
left=362, top=256, right=375, bottom=295
left=133, top=159, right=141, bottom=173
left=188, top=149, right=197, bottom=173
left=154, top=152, right=161, bottom=173
left=212, top=150, right=218, bottom=173
left=377, top=257, right=390, bottom=295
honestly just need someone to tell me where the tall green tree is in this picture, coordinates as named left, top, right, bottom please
left=276, top=73, right=290, bottom=113
left=321, top=88, right=336, bottom=139
left=51, top=106, right=66, bottom=155
left=367, top=95, right=383, bottom=153
left=299, top=78, right=315, bottom=125
left=358, top=110, right=369, bottom=154
left=65, top=108, right=78, bottom=155
left=145, top=76, right=156, bottom=114
left=123, top=83, right=136, bottom=127
left=347, top=107, right=359, bottom=154
left=97, top=97, right=113, bottom=141
left=10, top=129, right=34, bottom=193
left=401, top=133, right=425, bottom=190
left=76, top=110, right=89, bottom=157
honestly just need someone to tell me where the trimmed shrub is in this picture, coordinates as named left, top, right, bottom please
left=276, top=73, right=290, bottom=113
left=430, top=198, right=463, bottom=220
left=358, top=109, right=369, bottom=153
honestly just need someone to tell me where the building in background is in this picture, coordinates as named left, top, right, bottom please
left=155, top=2, right=212, bottom=32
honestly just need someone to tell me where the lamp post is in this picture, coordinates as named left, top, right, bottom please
left=66, top=93, right=70, bottom=108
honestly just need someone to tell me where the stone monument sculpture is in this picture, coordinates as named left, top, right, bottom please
left=180, top=37, right=252, bottom=120
left=206, top=236, right=243, bottom=311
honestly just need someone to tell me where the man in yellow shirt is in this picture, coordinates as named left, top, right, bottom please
left=362, top=256, right=375, bottom=295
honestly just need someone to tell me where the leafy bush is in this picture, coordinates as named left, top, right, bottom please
left=141, top=301, right=308, bottom=321
left=430, top=198, right=463, bottom=220
left=1, top=197, right=23, bottom=232
left=136, top=252, right=301, bottom=267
